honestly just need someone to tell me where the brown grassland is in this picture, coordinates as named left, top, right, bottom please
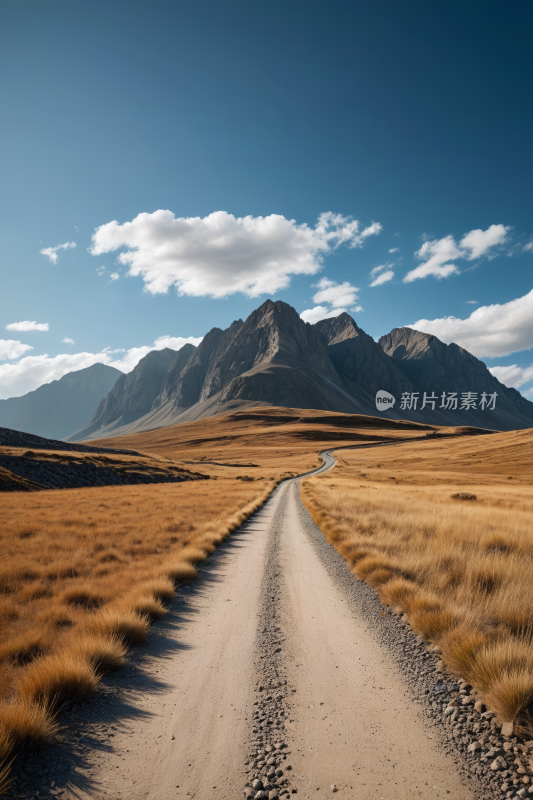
left=0, top=407, right=434, bottom=790
left=301, top=427, right=533, bottom=734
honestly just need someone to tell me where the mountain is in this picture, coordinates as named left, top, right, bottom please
left=68, top=348, right=179, bottom=441
left=314, top=313, right=416, bottom=402
left=379, top=327, right=533, bottom=430
left=68, top=300, right=533, bottom=441
left=0, top=363, right=121, bottom=441
left=163, top=301, right=353, bottom=412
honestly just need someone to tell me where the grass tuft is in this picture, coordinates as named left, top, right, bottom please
left=0, top=632, right=49, bottom=666
left=131, top=595, right=166, bottom=622
left=0, top=699, right=58, bottom=749
left=88, top=609, right=150, bottom=646
left=17, top=654, right=100, bottom=712
left=68, top=634, right=127, bottom=674
left=61, top=587, right=106, bottom=610
left=166, top=562, right=198, bottom=584
left=139, top=577, right=175, bottom=603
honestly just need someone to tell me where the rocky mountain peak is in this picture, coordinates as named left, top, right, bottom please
left=67, top=302, right=533, bottom=442
left=314, top=312, right=362, bottom=346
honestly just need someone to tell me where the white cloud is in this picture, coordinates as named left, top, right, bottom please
left=5, top=321, right=49, bottom=332
left=62, top=337, right=75, bottom=345
left=488, top=364, right=533, bottom=389
left=388, top=247, right=399, bottom=254
left=370, top=269, right=394, bottom=287
left=300, top=278, right=362, bottom=324
left=405, top=235, right=462, bottom=283
left=369, top=263, right=395, bottom=286
left=90, top=210, right=382, bottom=298
left=300, top=306, right=348, bottom=324
left=0, top=340, right=33, bottom=360
left=465, top=300, right=479, bottom=305
left=411, top=288, right=533, bottom=358
left=524, top=240, right=533, bottom=252
left=0, top=335, right=203, bottom=399
left=459, top=224, right=509, bottom=259
left=311, top=277, right=360, bottom=308
left=370, top=264, right=387, bottom=279
left=404, top=224, right=510, bottom=283
left=40, top=241, right=76, bottom=264
left=108, top=272, right=120, bottom=282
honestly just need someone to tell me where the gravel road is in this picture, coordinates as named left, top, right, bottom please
left=17, top=448, right=487, bottom=800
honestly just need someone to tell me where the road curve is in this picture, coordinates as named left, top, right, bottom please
left=58, top=444, right=474, bottom=800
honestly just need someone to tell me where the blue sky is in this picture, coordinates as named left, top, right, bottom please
left=0, top=0, right=532, bottom=398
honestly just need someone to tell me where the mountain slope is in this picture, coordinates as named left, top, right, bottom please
left=69, top=348, right=180, bottom=441
left=314, top=313, right=416, bottom=403
left=0, top=363, right=121, bottom=440
left=72, top=301, right=376, bottom=440
left=379, top=327, right=533, bottom=430
left=67, top=303, right=533, bottom=442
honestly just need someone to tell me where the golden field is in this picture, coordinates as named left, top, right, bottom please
left=93, top=405, right=436, bottom=480
left=0, top=407, right=435, bottom=789
left=301, top=427, right=533, bottom=732
left=0, top=479, right=273, bottom=791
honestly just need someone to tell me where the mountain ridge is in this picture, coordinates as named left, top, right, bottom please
left=67, top=300, right=533, bottom=441
left=0, top=363, right=121, bottom=441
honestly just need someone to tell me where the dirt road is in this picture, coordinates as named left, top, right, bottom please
left=61, top=451, right=474, bottom=800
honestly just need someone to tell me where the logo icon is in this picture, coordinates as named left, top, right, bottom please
left=375, top=390, right=396, bottom=410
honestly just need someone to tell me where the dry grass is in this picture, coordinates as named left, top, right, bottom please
left=0, top=406, right=466, bottom=782
left=94, top=405, right=435, bottom=482
left=301, top=428, right=533, bottom=730
left=0, top=475, right=275, bottom=780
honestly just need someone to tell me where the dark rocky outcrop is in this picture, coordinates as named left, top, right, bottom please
left=71, top=348, right=178, bottom=440
left=314, top=313, right=415, bottom=404
left=0, top=426, right=139, bottom=455
left=379, top=327, right=533, bottom=430
left=155, top=322, right=243, bottom=411
left=0, top=363, right=121, bottom=440
left=0, top=427, right=205, bottom=491
left=155, top=342, right=198, bottom=406
left=0, top=453, right=201, bottom=491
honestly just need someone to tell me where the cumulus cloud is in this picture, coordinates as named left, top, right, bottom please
left=0, top=335, right=203, bottom=399
left=388, top=247, right=400, bottom=254
left=40, top=241, right=76, bottom=264
left=62, top=337, right=75, bottom=345
left=5, top=321, right=49, bottom=332
left=90, top=210, right=382, bottom=298
left=411, top=288, right=533, bottom=358
left=524, top=240, right=533, bottom=252
left=404, top=224, right=509, bottom=283
left=405, top=235, right=462, bottom=282
left=311, top=278, right=359, bottom=308
left=108, top=272, right=120, bottom=282
left=459, top=224, right=509, bottom=259
left=488, top=364, right=533, bottom=390
left=299, top=278, right=362, bottom=324
left=0, top=340, right=33, bottom=360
